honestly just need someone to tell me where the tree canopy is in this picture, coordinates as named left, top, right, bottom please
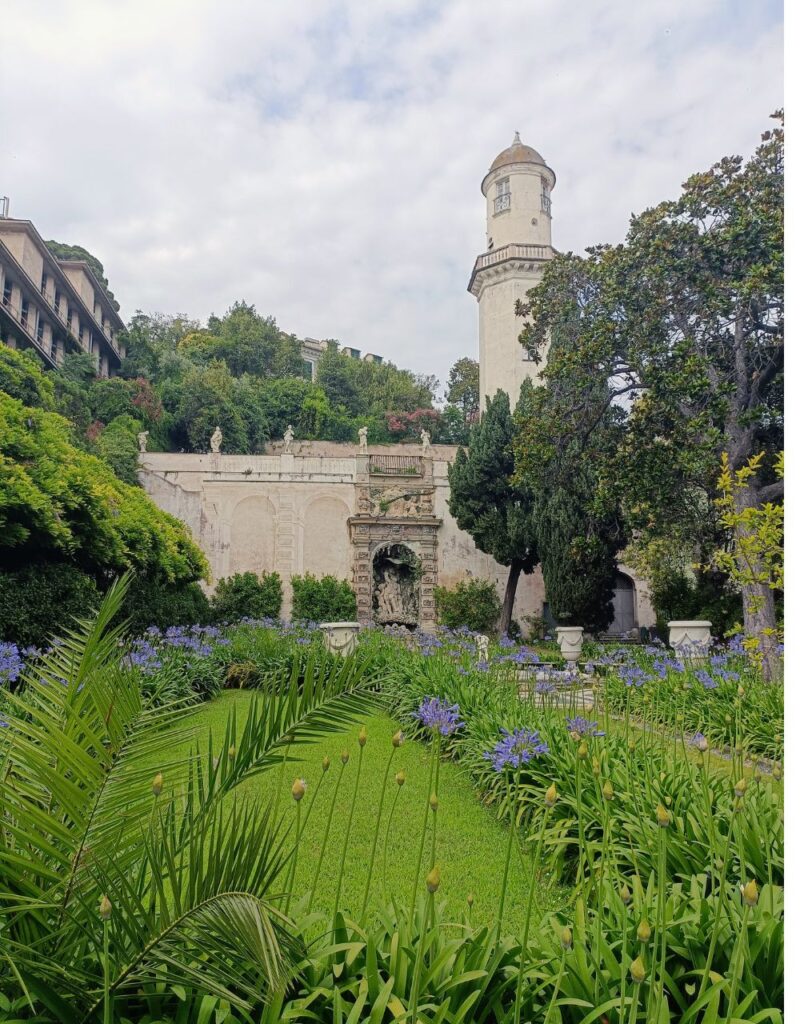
left=515, top=113, right=783, bottom=653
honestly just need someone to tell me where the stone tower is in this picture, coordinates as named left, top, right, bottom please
left=468, top=132, right=556, bottom=410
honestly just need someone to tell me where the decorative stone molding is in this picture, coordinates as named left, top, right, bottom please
left=556, top=626, right=584, bottom=664
left=668, top=620, right=712, bottom=654
left=319, top=621, right=361, bottom=656
left=349, top=515, right=440, bottom=630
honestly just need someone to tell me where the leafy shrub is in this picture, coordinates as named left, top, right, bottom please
left=291, top=573, right=357, bottom=622
left=212, top=571, right=282, bottom=622
left=91, top=413, right=140, bottom=484
left=651, top=568, right=741, bottom=640
left=434, top=578, right=501, bottom=633
left=0, top=563, right=99, bottom=646
left=121, top=575, right=211, bottom=635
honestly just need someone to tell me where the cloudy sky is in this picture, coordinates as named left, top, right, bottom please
left=2, top=1, right=783, bottom=393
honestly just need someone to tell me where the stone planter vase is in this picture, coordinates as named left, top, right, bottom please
left=319, top=621, right=361, bottom=657
left=668, top=620, right=712, bottom=655
left=556, top=625, right=584, bottom=664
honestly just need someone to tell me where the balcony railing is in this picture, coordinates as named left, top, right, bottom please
left=368, top=455, right=423, bottom=477
left=473, top=243, right=552, bottom=274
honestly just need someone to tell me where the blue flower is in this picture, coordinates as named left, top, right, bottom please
left=0, top=643, right=24, bottom=685
left=484, top=727, right=548, bottom=772
left=535, top=679, right=556, bottom=694
left=694, top=670, right=718, bottom=690
left=413, top=697, right=465, bottom=736
left=566, top=716, right=605, bottom=738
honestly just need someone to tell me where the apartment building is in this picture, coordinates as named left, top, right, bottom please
left=300, top=336, right=383, bottom=380
left=0, top=213, right=124, bottom=376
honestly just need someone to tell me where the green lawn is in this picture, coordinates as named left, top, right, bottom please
left=168, top=691, right=565, bottom=936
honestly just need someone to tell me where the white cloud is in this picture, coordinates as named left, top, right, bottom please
left=1, top=0, right=783, bottom=392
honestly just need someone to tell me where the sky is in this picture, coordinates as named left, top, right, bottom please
left=1, top=0, right=783, bottom=395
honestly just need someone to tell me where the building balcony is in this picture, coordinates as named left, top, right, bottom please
left=467, top=242, right=553, bottom=294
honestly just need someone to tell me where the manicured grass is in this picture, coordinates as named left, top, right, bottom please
left=169, top=691, right=566, bottom=935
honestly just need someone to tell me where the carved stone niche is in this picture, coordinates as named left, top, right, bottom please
left=348, top=515, right=441, bottom=631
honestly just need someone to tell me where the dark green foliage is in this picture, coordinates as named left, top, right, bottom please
left=0, top=563, right=99, bottom=646
left=121, top=576, right=212, bottom=635
left=434, top=578, right=501, bottom=633
left=92, top=414, right=140, bottom=484
left=212, top=571, right=283, bottom=622
left=291, top=573, right=357, bottom=622
left=536, top=478, right=621, bottom=632
left=448, top=391, right=537, bottom=631
left=650, top=568, right=742, bottom=639
left=0, top=347, right=55, bottom=408
left=44, top=239, right=120, bottom=310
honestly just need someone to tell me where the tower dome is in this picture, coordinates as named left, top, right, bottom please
left=482, top=132, right=553, bottom=195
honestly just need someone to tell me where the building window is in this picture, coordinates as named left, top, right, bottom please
left=20, top=299, right=29, bottom=328
left=541, top=184, right=552, bottom=215
left=54, top=288, right=61, bottom=315
left=2, top=279, right=11, bottom=308
left=494, top=177, right=511, bottom=213
left=41, top=272, right=47, bottom=295
left=522, top=346, right=536, bottom=362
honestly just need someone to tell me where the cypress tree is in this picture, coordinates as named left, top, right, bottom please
left=447, top=390, right=537, bottom=634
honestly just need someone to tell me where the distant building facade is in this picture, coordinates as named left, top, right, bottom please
left=300, top=336, right=383, bottom=380
left=0, top=214, right=124, bottom=376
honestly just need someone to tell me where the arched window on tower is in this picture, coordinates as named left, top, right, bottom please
left=494, top=177, right=511, bottom=213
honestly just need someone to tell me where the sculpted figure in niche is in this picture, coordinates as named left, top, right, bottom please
left=283, top=425, right=294, bottom=453
left=376, top=574, right=404, bottom=619
left=210, top=426, right=222, bottom=453
left=137, top=430, right=149, bottom=453
left=358, top=425, right=368, bottom=450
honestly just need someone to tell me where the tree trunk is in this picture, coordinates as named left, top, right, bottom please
left=499, top=560, right=523, bottom=636
left=733, top=484, right=781, bottom=683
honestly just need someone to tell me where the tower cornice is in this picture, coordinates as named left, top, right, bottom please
left=467, top=242, right=554, bottom=296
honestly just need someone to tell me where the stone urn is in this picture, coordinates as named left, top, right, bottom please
left=319, top=621, right=361, bottom=656
left=556, top=625, right=584, bottom=664
left=668, top=620, right=712, bottom=656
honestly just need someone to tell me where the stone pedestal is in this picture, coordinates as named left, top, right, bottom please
left=668, top=620, right=712, bottom=654
left=319, top=621, right=361, bottom=656
left=556, top=626, right=584, bottom=664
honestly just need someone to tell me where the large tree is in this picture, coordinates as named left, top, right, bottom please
left=448, top=391, right=537, bottom=634
left=515, top=114, right=783, bottom=667
left=445, top=357, right=479, bottom=424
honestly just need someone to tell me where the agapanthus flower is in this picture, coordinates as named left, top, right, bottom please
left=689, top=732, right=709, bottom=751
left=619, top=665, right=648, bottom=688
left=694, top=670, right=718, bottom=690
left=484, top=727, right=548, bottom=772
left=535, top=679, right=557, bottom=694
left=413, top=697, right=465, bottom=735
left=0, top=643, right=23, bottom=685
left=566, top=716, right=605, bottom=738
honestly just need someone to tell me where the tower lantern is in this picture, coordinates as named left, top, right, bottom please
left=468, top=132, right=556, bottom=410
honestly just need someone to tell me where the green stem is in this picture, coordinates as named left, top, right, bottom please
left=284, top=800, right=302, bottom=914
left=514, top=804, right=551, bottom=1024
left=697, top=803, right=737, bottom=1004
left=333, top=744, right=364, bottom=923
left=544, top=947, right=567, bottom=1024
left=575, top=755, right=585, bottom=892
left=408, top=890, right=433, bottom=1024
left=361, top=746, right=396, bottom=918
left=382, top=783, right=403, bottom=894
left=309, top=759, right=346, bottom=909
left=496, top=763, right=522, bottom=942
left=725, top=904, right=751, bottom=1024
left=103, top=918, right=111, bottom=1024
left=409, top=733, right=439, bottom=918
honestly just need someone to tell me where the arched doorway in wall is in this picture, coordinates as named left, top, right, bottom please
left=372, top=543, right=420, bottom=627
left=609, top=571, right=636, bottom=635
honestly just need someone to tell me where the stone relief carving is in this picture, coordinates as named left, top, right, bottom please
left=356, top=485, right=434, bottom=518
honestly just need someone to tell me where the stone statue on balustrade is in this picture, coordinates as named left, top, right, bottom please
left=420, top=429, right=431, bottom=453
left=210, top=426, right=222, bottom=453
left=137, top=430, right=149, bottom=453
left=358, top=425, right=368, bottom=450
left=283, top=425, right=294, bottom=453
